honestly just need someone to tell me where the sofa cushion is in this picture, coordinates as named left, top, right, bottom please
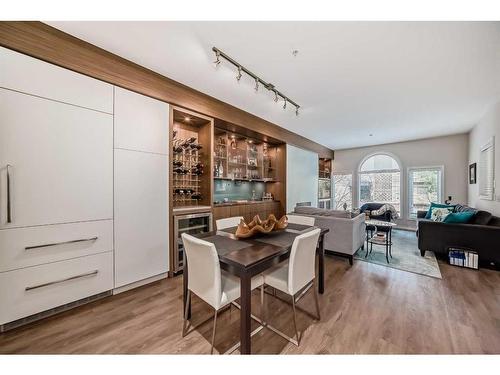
left=293, top=206, right=350, bottom=218
left=293, top=206, right=324, bottom=216
left=425, top=202, right=456, bottom=219
left=488, top=216, right=500, bottom=227
left=444, top=211, right=475, bottom=224
left=469, top=211, right=492, bottom=225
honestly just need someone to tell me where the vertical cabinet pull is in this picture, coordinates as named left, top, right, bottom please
left=6, top=164, right=12, bottom=223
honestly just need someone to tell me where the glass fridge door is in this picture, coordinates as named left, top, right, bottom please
left=175, top=213, right=212, bottom=272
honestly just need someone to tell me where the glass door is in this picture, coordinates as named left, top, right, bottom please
left=174, top=212, right=212, bottom=272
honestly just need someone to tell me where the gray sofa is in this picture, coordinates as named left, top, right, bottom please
left=292, top=206, right=366, bottom=265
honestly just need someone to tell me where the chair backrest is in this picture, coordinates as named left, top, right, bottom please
left=181, top=233, right=222, bottom=309
left=287, top=214, right=315, bottom=226
left=287, top=228, right=321, bottom=295
left=216, top=216, right=244, bottom=230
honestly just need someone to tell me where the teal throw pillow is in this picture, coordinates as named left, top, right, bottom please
left=444, top=211, right=475, bottom=224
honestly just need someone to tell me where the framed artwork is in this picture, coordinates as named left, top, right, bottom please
left=469, top=163, right=477, bottom=184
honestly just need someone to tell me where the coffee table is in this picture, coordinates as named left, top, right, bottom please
left=365, top=219, right=397, bottom=263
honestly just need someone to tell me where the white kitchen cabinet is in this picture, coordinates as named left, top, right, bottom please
left=0, top=220, right=113, bottom=273
left=114, top=87, right=169, bottom=154
left=0, top=251, right=113, bottom=325
left=114, top=149, right=169, bottom=288
left=0, top=88, right=113, bottom=229
left=0, top=47, right=113, bottom=114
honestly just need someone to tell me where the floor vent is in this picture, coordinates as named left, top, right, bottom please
left=0, top=290, right=112, bottom=333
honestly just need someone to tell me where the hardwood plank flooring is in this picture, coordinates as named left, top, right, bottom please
left=0, top=256, right=499, bottom=354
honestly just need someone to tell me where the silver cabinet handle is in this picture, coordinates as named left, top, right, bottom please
left=6, top=164, right=12, bottom=223
left=25, top=270, right=99, bottom=291
left=25, top=236, right=98, bottom=251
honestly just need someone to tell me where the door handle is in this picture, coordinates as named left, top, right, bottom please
left=25, top=270, right=99, bottom=291
left=6, top=164, right=12, bottom=223
left=25, top=237, right=98, bottom=251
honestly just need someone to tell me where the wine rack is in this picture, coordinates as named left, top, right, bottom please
left=172, top=132, right=204, bottom=207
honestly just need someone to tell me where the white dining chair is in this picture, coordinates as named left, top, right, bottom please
left=216, top=216, right=244, bottom=230
left=286, top=214, right=315, bottom=226
left=181, top=233, right=264, bottom=354
left=262, top=228, right=321, bottom=346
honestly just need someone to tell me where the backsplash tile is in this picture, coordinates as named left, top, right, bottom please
left=214, top=180, right=266, bottom=202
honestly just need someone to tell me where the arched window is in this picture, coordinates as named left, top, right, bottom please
left=358, top=153, right=401, bottom=213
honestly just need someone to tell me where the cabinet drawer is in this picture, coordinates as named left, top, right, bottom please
left=0, top=220, right=113, bottom=273
left=0, top=47, right=113, bottom=113
left=0, top=252, right=113, bottom=325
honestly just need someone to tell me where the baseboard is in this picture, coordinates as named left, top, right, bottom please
left=0, top=290, right=112, bottom=333
left=113, top=273, right=168, bottom=295
left=325, top=250, right=354, bottom=265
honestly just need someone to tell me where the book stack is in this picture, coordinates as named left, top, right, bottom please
left=448, top=248, right=479, bottom=269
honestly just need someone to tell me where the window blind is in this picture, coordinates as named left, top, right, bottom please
left=479, top=138, right=495, bottom=200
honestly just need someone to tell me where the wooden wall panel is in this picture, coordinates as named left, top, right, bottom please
left=0, top=21, right=334, bottom=159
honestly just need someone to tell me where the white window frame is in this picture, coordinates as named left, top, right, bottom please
left=357, top=152, right=402, bottom=213
left=407, top=166, right=444, bottom=219
left=332, top=172, right=353, bottom=211
left=479, top=137, right=495, bottom=201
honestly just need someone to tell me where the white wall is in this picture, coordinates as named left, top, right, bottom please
left=468, top=101, right=500, bottom=216
left=333, top=134, right=469, bottom=229
left=286, top=144, right=319, bottom=213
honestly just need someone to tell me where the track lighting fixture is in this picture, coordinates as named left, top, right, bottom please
left=212, top=46, right=301, bottom=116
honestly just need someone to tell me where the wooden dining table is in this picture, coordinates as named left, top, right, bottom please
left=183, top=223, right=329, bottom=354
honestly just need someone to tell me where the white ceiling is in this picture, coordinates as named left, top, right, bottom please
left=48, top=21, right=500, bottom=150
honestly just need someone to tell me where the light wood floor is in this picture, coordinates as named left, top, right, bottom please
left=1, top=256, right=499, bottom=354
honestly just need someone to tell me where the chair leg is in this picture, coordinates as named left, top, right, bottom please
left=182, top=289, right=191, bottom=337
left=291, top=295, right=301, bottom=346
left=210, top=309, right=218, bottom=355
left=260, top=285, right=266, bottom=326
left=313, top=279, right=321, bottom=321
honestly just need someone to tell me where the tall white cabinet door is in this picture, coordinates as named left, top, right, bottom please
left=0, top=89, right=113, bottom=228
left=114, top=87, right=169, bottom=154
left=114, top=149, right=169, bottom=288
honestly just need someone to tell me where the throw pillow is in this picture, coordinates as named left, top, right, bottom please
left=444, top=211, right=476, bottom=224
left=430, top=207, right=453, bottom=222
left=425, top=202, right=456, bottom=219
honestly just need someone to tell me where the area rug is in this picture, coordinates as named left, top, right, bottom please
left=354, top=229, right=442, bottom=279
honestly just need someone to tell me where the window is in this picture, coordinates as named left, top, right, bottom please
left=408, top=167, right=443, bottom=218
left=479, top=138, right=495, bottom=200
left=332, top=173, right=353, bottom=210
left=358, top=154, right=401, bottom=213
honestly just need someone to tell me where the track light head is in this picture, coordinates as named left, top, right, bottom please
left=236, top=66, right=242, bottom=81
left=254, top=78, right=259, bottom=92
left=295, top=106, right=300, bottom=116
left=283, top=98, right=287, bottom=109
left=274, top=91, right=279, bottom=102
left=214, top=50, right=221, bottom=66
